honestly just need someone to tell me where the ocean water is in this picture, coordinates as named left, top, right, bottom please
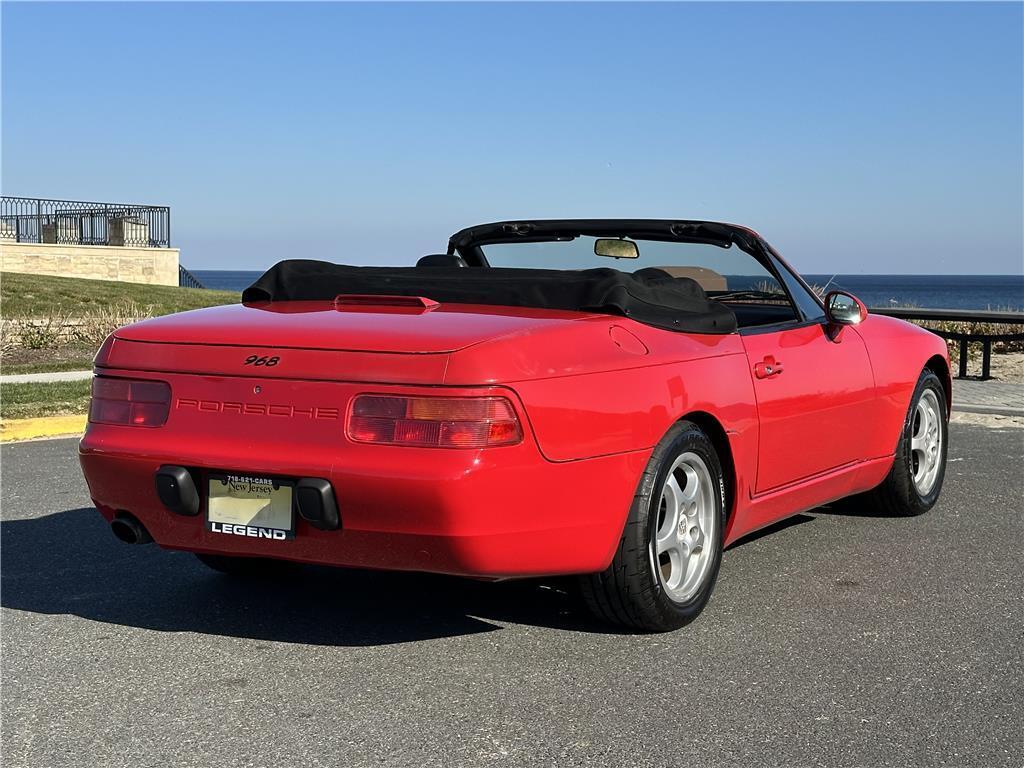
left=803, top=274, right=1024, bottom=312
left=195, top=270, right=264, bottom=292
left=195, top=270, right=1024, bottom=312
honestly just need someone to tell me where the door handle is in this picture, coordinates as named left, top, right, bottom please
left=754, top=356, right=784, bottom=379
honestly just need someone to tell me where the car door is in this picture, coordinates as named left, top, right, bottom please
left=741, top=317, right=876, bottom=494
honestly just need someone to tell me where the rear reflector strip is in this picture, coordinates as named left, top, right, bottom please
left=347, top=395, right=522, bottom=448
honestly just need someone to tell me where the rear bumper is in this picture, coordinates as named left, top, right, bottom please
left=79, top=423, right=648, bottom=578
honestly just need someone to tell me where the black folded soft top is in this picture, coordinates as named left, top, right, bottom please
left=243, top=260, right=738, bottom=334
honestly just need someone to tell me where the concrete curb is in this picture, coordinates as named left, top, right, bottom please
left=1, top=415, right=86, bottom=442
left=952, top=404, right=1024, bottom=418
left=0, top=370, right=93, bottom=384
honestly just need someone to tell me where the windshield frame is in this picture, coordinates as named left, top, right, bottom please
left=448, top=219, right=817, bottom=323
left=448, top=219, right=756, bottom=255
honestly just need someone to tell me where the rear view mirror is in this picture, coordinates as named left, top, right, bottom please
left=595, top=238, right=639, bottom=259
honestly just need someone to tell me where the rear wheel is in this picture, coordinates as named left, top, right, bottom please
left=580, top=421, right=726, bottom=632
left=864, top=368, right=948, bottom=516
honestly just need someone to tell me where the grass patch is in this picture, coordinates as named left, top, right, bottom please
left=1, top=272, right=241, bottom=375
left=3, top=344, right=99, bottom=375
left=0, top=354, right=97, bottom=376
left=1, top=271, right=238, bottom=316
left=1, top=379, right=92, bottom=420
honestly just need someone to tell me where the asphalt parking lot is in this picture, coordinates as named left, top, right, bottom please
left=2, top=423, right=1022, bottom=768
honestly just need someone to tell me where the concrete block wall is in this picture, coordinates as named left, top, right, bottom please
left=0, top=241, right=180, bottom=286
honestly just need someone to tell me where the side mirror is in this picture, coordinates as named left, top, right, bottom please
left=594, top=238, right=639, bottom=259
left=824, top=290, right=868, bottom=326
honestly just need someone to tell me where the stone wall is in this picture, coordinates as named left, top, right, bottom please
left=0, top=241, right=180, bottom=286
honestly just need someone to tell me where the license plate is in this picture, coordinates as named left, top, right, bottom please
left=206, top=473, right=294, bottom=540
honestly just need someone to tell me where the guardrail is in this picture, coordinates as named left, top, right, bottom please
left=870, top=307, right=1024, bottom=380
left=0, top=195, right=170, bottom=248
left=178, top=265, right=205, bottom=289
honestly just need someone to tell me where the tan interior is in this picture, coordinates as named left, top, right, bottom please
left=653, top=266, right=728, bottom=292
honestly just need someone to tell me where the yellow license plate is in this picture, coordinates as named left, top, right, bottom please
left=206, top=474, right=294, bottom=540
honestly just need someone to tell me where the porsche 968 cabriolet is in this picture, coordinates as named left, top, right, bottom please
left=79, top=220, right=950, bottom=631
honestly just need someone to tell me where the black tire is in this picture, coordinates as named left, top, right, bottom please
left=863, top=368, right=949, bottom=516
left=579, top=421, right=726, bottom=632
left=194, top=552, right=285, bottom=577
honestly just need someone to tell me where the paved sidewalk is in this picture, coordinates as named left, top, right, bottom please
left=0, top=370, right=92, bottom=385
left=953, top=379, right=1024, bottom=416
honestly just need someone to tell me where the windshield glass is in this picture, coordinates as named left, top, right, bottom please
left=479, top=237, right=785, bottom=297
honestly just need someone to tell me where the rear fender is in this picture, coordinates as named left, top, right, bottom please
left=511, top=352, right=758, bottom=465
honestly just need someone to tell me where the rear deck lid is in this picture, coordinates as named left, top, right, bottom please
left=113, top=301, right=599, bottom=354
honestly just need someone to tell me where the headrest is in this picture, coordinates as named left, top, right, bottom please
left=633, top=267, right=707, bottom=299
left=649, top=265, right=727, bottom=292
left=416, top=254, right=468, bottom=268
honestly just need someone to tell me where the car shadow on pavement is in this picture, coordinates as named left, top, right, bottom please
left=1, top=507, right=617, bottom=646
left=724, top=513, right=816, bottom=550
left=812, top=499, right=903, bottom=518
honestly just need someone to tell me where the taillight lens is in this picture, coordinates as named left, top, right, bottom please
left=89, top=376, right=171, bottom=427
left=347, top=395, right=522, bottom=448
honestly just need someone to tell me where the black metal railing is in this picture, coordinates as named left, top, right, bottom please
left=178, top=265, right=205, bottom=289
left=0, top=196, right=170, bottom=248
left=871, top=307, right=1024, bottom=380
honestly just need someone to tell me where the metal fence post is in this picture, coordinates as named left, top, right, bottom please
left=981, top=340, right=992, bottom=380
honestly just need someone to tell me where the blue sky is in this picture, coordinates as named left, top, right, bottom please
left=3, top=2, right=1022, bottom=273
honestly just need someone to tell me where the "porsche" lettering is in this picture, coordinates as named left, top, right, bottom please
left=176, top=399, right=339, bottom=420
left=210, top=522, right=287, bottom=540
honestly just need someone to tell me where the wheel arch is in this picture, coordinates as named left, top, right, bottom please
left=680, top=410, right=737, bottom=522
left=925, top=354, right=952, bottom=416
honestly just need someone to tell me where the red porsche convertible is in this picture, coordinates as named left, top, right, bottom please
left=79, top=220, right=950, bottom=631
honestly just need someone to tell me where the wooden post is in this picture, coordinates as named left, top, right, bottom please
left=981, top=339, right=992, bottom=380
left=958, top=338, right=969, bottom=379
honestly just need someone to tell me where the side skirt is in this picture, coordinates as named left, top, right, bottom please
left=723, top=455, right=894, bottom=546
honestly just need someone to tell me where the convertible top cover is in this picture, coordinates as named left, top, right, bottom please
left=243, top=260, right=738, bottom=334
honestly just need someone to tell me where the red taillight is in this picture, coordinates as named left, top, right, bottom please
left=347, top=395, right=522, bottom=448
left=89, top=376, right=171, bottom=427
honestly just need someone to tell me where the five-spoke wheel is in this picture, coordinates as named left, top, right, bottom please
left=651, top=453, right=717, bottom=604
left=911, top=388, right=944, bottom=496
